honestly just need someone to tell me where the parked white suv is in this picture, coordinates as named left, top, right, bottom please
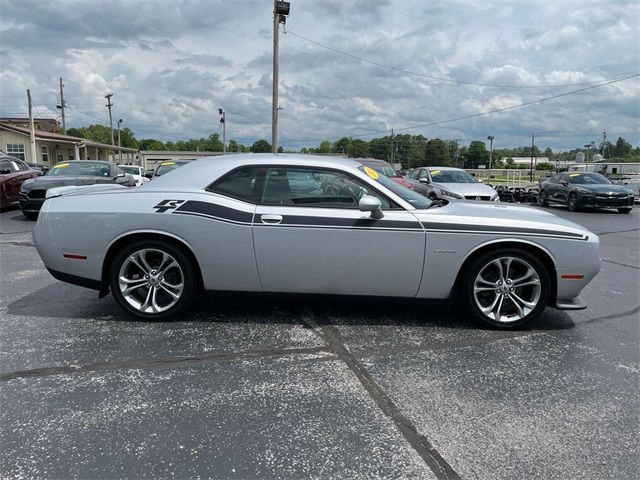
left=118, top=165, right=149, bottom=186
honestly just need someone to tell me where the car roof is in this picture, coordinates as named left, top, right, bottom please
left=143, top=154, right=366, bottom=190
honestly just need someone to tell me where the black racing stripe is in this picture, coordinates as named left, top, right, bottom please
left=175, top=200, right=253, bottom=223
left=281, top=215, right=422, bottom=230
left=423, top=222, right=586, bottom=239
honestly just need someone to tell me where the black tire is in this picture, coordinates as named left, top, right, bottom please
left=461, top=248, right=551, bottom=329
left=22, top=211, right=38, bottom=220
left=538, top=190, right=549, bottom=206
left=109, top=239, right=197, bottom=321
left=567, top=192, right=578, bottom=212
left=617, top=207, right=632, bottom=214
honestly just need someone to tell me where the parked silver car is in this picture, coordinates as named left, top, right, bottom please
left=405, top=166, right=499, bottom=201
left=33, top=154, right=600, bottom=328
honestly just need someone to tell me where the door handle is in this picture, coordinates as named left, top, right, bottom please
left=261, top=214, right=283, bottom=224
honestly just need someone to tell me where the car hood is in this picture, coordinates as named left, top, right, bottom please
left=413, top=201, right=592, bottom=237
left=21, top=175, right=115, bottom=191
left=570, top=184, right=633, bottom=194
left=432, top=182, right=497, bottom=197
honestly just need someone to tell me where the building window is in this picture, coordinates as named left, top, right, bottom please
left=41, top=146, right=49, bottom=163
left=6, top=144, right=25, bottom=161
left=68, top=149, right=74, bottom=160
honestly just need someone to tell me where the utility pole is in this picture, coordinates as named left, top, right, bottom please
left=272, top=1, right=290, bottom=154
left=584, top=142, right=594, bottom=172
left=487, top=135, right=494, bottom=175
left=58, top=77, right=66, bottom=134
left=219, top=108, right=226, bottom=153
left=390, top=128, right=394, bottom=165
left=27, top=89, right=37, bottom=164
left=117, top=119, right=123, bottom=164
left=529, top=132, right=535, bottom=183
left=104, top=93, right=114, bottom=148
left=601, top=131, right=607, bottom=158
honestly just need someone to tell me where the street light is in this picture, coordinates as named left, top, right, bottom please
left=584, top=141, right=595, bottom=173
left=272, top=0, right=291, bottom=153
left=487, top=135, right=494, bottom=176
left=117, top=118, right=123, bottom=164
left=219, top=108, right=226, bottom=153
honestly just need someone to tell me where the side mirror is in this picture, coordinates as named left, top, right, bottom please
left=115, top=173, right=125, bottom=178
left=418, top=177, right=429, bottom=184
left=561, top=181, right=568, bottom=186
left=0, top=169, right=11, bottom=175
left=358, top=195, right=384, bottom=219
left=144, top=172, right=153, bottom=179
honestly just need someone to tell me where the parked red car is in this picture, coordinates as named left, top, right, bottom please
left=0, top=155, right=39, bottom=209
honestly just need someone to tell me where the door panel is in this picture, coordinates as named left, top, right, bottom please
left=253, top=206, right=425, bottom=296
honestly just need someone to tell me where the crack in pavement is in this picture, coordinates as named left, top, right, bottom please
left=302, top=311, right=460, bottom=480
left=2, top=241, right=35, bottom=247
left=574, top=305, right=640, bottom=326
left=602, top=258, right=640, bottom=270
left=595, top=227, right=639, bottom=236
left=0, top=345, right=333, bottom=382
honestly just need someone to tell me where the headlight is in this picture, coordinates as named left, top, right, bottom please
left=491, top=193, right=500, bottom=202
left=439, top=188, right=462, bottom=199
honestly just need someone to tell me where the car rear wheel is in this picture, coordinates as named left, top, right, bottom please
left=617, top=207, right=632, bottom=214
left=461, top=249, right=550, bottom=329
left=109, top=240, right=196, bottom=321
left=567, top=193, right=578, bottom=212
left=22, top=211, right=38, bottom=220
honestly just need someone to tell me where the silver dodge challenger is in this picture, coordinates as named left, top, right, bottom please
left=33, top=154, right=601, bottom=328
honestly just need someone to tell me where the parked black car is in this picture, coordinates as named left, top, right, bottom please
left=538, top=172, right=634, bottom=213
left=20, top=160, right=135, bottom=218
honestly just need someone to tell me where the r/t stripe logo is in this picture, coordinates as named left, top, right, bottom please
left=154, top=199, right=186, bottom=213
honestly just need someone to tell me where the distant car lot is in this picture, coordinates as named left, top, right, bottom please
left=0, top=202, right=637, bottom=479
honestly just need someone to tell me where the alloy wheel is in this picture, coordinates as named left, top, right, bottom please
left=473, top=256, right=542, bottom=323
left=118, top=248, right=184, bottom=313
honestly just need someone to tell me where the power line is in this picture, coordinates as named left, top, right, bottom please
left=285, top=29, right=632, bottom=89
left=279, top=73, right=639, bottom=144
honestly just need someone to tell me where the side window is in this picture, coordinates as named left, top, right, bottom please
left=209, top=167, right=265, bottom=204
left=0, top=159, right=14, bottom=172
left=261, top=167, right=394, bottom=209
left=16, top=161, right=29, bottom=171
left=409, top=170, right=419, bottom=180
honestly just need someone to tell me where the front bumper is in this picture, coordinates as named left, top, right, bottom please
left=19, top=191, right=46, bottom=212
left=579, top=194, right=634, bottom=208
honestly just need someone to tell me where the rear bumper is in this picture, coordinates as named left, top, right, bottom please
left=555, top=296, right=587, bottom=310
left=46, top=267, right=101, bottom=291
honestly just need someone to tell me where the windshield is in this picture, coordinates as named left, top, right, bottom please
left=359, top=166, right=431, bottom=209
left=47, top=162, right=111, bottom=177
left=154, top=162, right=187, bottom=176
left=365, top=163, right=397, bottom=177
left=568, top=173, right=611, bottom=185
left=119, top=166, right=140, bottom=175
left=429, top=169, right=477, bottom=183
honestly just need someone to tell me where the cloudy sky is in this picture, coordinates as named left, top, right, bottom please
left=0, top=0, right=638, bottom=150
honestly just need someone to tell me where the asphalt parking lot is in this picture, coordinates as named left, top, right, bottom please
left=1, top=204, right=638, bottom=479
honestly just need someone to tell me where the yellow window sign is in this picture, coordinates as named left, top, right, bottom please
left=569, top=173, right=581, bottom=176
left=364, top=166, right=379, bottom=179
left=54, top=163, right=69, bottom=168
left=430, top=170, right=441, bottom=175
left=161, top=161, right=176, bottom=165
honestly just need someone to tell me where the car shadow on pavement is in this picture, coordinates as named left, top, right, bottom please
left=6, top=283, right=576, bottom=332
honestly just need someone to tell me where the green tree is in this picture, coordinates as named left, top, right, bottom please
left=138, top=138, right=166, bottom=150
left=424, top=138, right=448, bottom=166
left=347, top=139, right=369, bottom=158
left=317, top=140, right=333, bottom=154
left=615, top=137, right=632, bottom=157
left=466, top=141, right=489, bottom=168
left=333, top=137, right=351, bottom=155
left=251, top=139, right=272, bottom=153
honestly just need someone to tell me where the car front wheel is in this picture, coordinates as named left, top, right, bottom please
left=567, top=192, right=578, bottom=212
left=109, top=240, right=196, bottom=321
left=462, top=249, right=550, bottom=329
left=538, top=190, right=549, bottom=206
